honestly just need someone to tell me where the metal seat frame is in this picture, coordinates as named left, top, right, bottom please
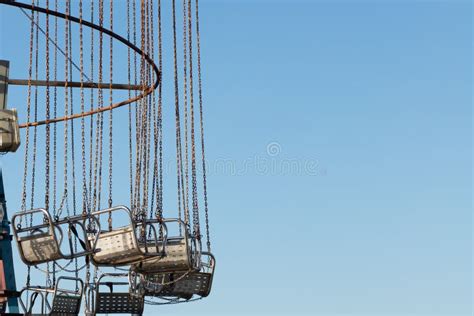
left=18, top=276, right=84, bottom=315
left=12, top=208, right=101, bottom=266
left=132, top=218, right=200, bottom=274
left=89, top=205, right=168, bottom=267
left=141, top=251, right=215, bottom=302
left=85, top=273, right=144, bottom=315
left=0, top=108, right=21, bottom=153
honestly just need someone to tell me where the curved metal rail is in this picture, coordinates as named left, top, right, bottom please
left=0, top=0, right=161, bottom=128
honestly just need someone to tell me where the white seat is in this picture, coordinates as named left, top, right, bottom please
left=0, top=109, right=20, bottom=153
left=89, top=206, right=167, bottom=267
left=12, top=208, right=100, bottom=266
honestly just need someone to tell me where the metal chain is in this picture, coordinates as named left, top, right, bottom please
left=45, top=0, right=51, bottom=214
left=93, top=0, right=105, bottom=216
left=156, top=0, right=163, bottom=219
left=182, top=0, right=190, bottom=225
left=79, top=0, right=88, bottom=217
left=195, top=0, right=211, bottom=250
left=85, top=9, right=92, bottom=278
left=142, top=0, right=151, bottom=218
left=172, top=0, right=184, bottom=234
left=108, top=0, right=114, bottom=230
left=127, top=0, right=134, bottom=209
left=188, top=0, right=201, bottom=238
left=149, top=0, right=158, bottom=222
left=88, top=0, right=95, bottom=214
left=58, top=0, right=71, bottom=219
left=53, top=0, right=58, bottom=218
left=68, top=1, right=78, bottom=289
left=30, top=4, right=39, bottom=227
left=20, top=0, right=35, bottom=223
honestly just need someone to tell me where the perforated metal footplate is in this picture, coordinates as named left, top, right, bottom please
left=146, top=272, right=213, bottom=299
left=51, top=294, right=82, bottom=315
left=96, top=293, right=144, bottom=314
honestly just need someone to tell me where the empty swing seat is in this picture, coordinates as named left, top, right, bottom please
left=19, top=276, right=84, bottom=315
left=49, top=277, right=84, bottom=315
left=89, top=205, right=167, bottom=267
left=144, top=252, right=216, bottom=300
left=17, top=231, right=62, bottom=264
left=12, top=208, right=100, bottom=266
left=12, top=208, right=63, bottom=265
left=0, top=109, right=20, bottom=153
left=91, top=225, right=144, bottom=266
left=90, top=273, right=144, bottom=315
left=132, top=218, right=197, bottom=274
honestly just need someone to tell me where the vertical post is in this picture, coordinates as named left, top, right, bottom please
left=0, top=168, right=19, bottom=313
left=0, top=60, right=9, bottom=110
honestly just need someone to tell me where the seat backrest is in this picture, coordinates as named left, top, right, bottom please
left=92, top=226, right=143, bottom=265
left=18, top=232, right=61, bottom=265
left=135, top=238, right=192, bottom=273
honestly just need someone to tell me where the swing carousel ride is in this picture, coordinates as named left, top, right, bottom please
left=0, top=0, right=215, bottom=314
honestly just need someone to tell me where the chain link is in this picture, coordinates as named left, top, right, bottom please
left=187, top=0, right=201, bottom=239
left=195, top=0, right=211, bottom=250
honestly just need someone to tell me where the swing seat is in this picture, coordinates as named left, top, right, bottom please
left=19, top=277, right=83, bottom=315
left=49, top=277, right=84, bottom=315
left=143, top=252, right=215, bottom=300
left=158, top=272, right=213, bottom=299
left=135, top=237, right=191, bottom=273
left=17, top=231, right=62, bottom=264
left=0, top=108, right=20, bottom=153
left=51, top=293, right=82, bottom=315
left=91, top=225, right=144, bottom=265
left=12, top=208, right=63, bottom=265
left=12, top=208, right=100, bottom=266
left=89, top=205, right=168, bottom=266
left=90, top=273, right=144, bottom=315
left=132, top=218, right=197, bottom=274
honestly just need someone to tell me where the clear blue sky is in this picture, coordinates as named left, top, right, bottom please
left=0, top=1, right=472, bottom=315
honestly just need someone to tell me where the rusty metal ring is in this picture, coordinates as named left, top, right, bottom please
left=0, top=0, right=161, bottom=128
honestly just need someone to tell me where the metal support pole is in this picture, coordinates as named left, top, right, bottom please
left=0, top=169, right=19, bottom=313
left=0, top=60, right=9, bottom=110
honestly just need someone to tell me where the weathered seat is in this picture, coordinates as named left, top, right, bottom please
left=0, top=108, right=20, bottom=153
left=86, top=273, right=144, bottom=315
left=142, top=252, right=215, bottom=301
left=132, top=218, right=198, bottom=274
left=89, top=205, right=168, bottom=267
left=17, top=230, right=62, bottom=264
left=18, top=276, right=83, bottom=315
left=12, top=208, right=100, bottom=266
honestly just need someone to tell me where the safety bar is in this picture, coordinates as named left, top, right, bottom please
left=19, top=288, right=47, bottom=315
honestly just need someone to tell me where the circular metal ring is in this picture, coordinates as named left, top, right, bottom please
left=0, top=0, right=161, bottom=128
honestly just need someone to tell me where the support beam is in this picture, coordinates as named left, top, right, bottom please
left=0, top=60, right=9, bottom=110
left=8, top=78, right=146, bottom=91
left=0, top=169, right=19, bottom=313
